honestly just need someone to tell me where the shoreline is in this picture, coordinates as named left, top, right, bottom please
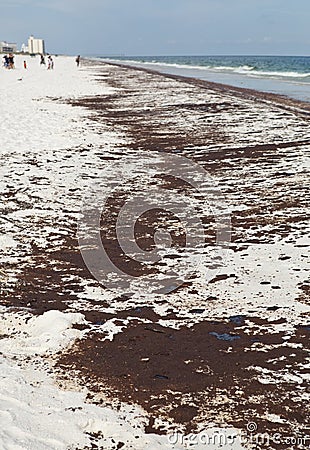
left=91, top=58, right=310, bottom=117
left=1, top=56, right=309, bottom=449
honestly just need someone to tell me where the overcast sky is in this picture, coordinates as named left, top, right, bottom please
left=0, top=0, right=309, bottom=56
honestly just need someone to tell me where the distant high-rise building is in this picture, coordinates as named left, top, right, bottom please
left=21, top=43, right=29, bottom=53
left=0, top=41, right=17, bottom=53
left=28, top=35, right=45, bottom=55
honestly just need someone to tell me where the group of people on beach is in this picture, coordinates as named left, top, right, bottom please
left=2, top=54, right=15, bottom=69
left=40, top=54, right=54, bottom=69
left=2, top=53, right=80, bottom=70
left=2, top=53, right=55, bottom=70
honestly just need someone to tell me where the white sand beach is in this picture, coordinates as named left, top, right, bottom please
left=0, top=55, right=240, bottom=450
left=0, top=55, right=309, bottom=449
left=0, top=55, right=192, bottom=450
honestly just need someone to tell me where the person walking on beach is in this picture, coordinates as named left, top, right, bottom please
left=47, top=55, right=54, bottom=70
left=3, top=55, right=9, bottom=68
left=8, top=54, right=15, bottom=69
left=76, top=55, right=80, bottom=67
left=40, top=54, right=45, bottom=66
left=23, top=60, right=27, bottom=69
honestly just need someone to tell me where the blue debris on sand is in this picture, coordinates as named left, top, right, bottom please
left=229, top=315, right=245, bottom=325
left=209, top=332, right=241, bottom=342
left=154, top=374, right=169, bottom=380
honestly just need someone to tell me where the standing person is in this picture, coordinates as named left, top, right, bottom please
left=40, top=54, right=45, bottom=65
left=76, top=55, right=80, bottom=67
left=3, top=55, right=9, bottom=68
left=8, top=54, right=14, bottom=69
left=23, top=60, right=27, bottom=69
left=47, top=55, right=54, bottom=70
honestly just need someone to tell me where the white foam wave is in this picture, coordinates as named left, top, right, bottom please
left=246, top=69, right=310, bottom=78
left=212, top=65, right=255, bottom=72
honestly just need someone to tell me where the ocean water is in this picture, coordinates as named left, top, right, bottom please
left=98, top=55, right=310, bottom=103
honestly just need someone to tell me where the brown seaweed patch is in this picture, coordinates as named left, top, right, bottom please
left=57, top=318, right=309, bottom=437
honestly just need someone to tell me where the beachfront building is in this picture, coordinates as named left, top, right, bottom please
left=28, top=35, right=45, bottom=55
left=0, top=41, right=17, bottom=53
left=21, top=43, right=29, bottom=53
